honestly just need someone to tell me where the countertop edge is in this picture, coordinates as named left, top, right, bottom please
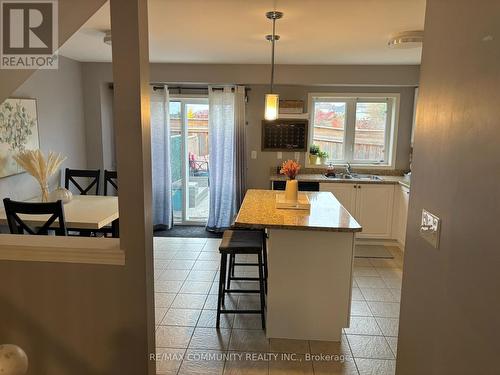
left=233, top=222, right=363, bottom=233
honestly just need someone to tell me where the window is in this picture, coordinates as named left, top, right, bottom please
left=309, top=94, right=398, bottom=167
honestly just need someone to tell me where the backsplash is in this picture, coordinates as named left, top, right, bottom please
left=270, top=166, right=407, bottom=176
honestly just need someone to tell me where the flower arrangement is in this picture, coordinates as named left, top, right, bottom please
left=280, top=159, right=301, bottom=180
left=309, top=144, right=320, bottom=164
left=13, top=150, right=66, bottom=202
left=309, top=145, right=320, bottom=155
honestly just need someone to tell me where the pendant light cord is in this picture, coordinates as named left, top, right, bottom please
left=270, top=17, right=276, bottom=94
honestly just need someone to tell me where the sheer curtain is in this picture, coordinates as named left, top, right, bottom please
left=207, top=86, right=246, bottom=231
left=151, top=85, right=173, bottom=229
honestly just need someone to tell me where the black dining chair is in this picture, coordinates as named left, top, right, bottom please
left=3, top=198, right=67, bottom=236
left=103, top=170, right=118, bottom=196
left=64, top=168, right=100, bottom=195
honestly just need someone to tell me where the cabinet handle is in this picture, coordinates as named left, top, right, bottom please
left=358, top=185, right=362, bottom=189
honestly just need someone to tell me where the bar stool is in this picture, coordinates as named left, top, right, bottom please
left=216, top=230, right=266, bottom=330
left=227, top=232, right=268, bottom=294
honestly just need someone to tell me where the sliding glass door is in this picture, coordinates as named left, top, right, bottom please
left=169, top=97, right=210, bottom=224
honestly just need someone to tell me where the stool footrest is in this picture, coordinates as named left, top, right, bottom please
left=227, top=276, right=260, bottom=281
left=224, top=289, right=261, bottom=294
left=219, top=309, right=263, bottom=314
left=233, top=262, right=260, bottom=267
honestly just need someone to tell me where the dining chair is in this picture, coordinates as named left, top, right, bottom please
left=64, top=168, right=100, bottom=195
left=103, top=170, right=118, bottom=196
left=3, top=198, right=67, bottom=236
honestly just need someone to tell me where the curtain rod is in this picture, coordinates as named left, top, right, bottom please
left=108, top=83, right=250, bottom=92
left=107, top=84, right=250, bottom=99
left=151, top=85, right=251, bottom=93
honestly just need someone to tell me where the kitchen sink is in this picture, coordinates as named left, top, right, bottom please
left=324, top=173, right=382, bottom=181
left=350, top=173, right=382, bottom=181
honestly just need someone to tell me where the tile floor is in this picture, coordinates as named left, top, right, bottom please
left=153, top=237, right=404, bottom=375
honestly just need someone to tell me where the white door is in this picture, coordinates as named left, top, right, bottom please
left=356, top=184, right=395, bottom=238
left=320, top=183, right=358, bottom=218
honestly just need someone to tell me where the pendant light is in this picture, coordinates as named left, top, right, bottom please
left=264, top=10, right=283, bottom=121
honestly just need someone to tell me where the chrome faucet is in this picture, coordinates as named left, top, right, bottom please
left=346, top=163, right=352, bottom=176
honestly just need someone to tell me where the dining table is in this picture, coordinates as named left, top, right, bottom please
left=0, top=195, right=119, bottom=237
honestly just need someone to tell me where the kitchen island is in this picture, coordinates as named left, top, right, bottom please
left=234, top=189, right=362, bottom=341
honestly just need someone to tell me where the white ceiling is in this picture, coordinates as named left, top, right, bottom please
left=59, top=0, right=426, bottom=65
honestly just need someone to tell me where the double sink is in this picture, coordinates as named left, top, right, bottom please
left=324, top=173, right=382, bottom=181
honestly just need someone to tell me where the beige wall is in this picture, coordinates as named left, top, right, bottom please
left=0, top=56, right=88, bottom=201
left=245, top=84, right=415, bottom=189
left=0, top=1, right=154, bottom=374
left=0, top=0, right=107, bottom=104
left=81, top=63, right=419, bottom=186
left=397, top=0, right=500, bottom=374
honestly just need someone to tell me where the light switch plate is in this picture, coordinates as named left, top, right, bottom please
left=251, top=150, right=257, bottom=159
left=277, top=152, right=283, bottom=159
left=420, top=209, right=441, bottom=248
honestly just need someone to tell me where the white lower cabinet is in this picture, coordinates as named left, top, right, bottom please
left=319, top=183, right=357, bottom=216
left=355, top=184, right=395, bottom=239
left=320, top=183, right=395, bottom=239
left=392, top=185, right=410, bottom=246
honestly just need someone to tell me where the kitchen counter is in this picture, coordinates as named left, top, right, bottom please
left=234, top=189, right=361, bottom=232
left=233, top=189, right=359, bottom=341
left=270, top=173, right=411, bottom=189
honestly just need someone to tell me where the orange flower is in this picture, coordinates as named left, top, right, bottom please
left=280, top=159, right=301, bottom=180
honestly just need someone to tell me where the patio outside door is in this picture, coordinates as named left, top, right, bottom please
left=169, top=97, right=210, bottom=224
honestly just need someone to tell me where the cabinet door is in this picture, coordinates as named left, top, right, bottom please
left=356, top=184, right=395, bottom=238
left=398, top=186, right=410, bottom=246
left=319, top=183, right=358, bottom=218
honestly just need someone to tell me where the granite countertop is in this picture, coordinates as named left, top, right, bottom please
left=234, top=189, right=362, bottom=232
left=270, top=173, right=411, bottom=189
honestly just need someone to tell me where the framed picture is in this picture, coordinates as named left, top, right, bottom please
left=0, top=98, right=40, bottom=178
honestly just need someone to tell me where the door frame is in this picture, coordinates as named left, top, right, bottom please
left=170, top=95, right=209, bottom=225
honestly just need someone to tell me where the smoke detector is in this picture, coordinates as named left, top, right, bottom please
left=103, top=30, right=112, bottom=45
left=388, top=31, right=423, bottom=49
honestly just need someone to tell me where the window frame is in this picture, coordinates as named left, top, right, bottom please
left=307, top=92, right=400, bottom=169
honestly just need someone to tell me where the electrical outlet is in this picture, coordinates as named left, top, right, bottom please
left=420, top=209, right=441, bottom=248
left=277, top=152, right=282, bottom=159
left=251, top=150, right=257, bottom=159
left=294, top=152, right=300, bottom=161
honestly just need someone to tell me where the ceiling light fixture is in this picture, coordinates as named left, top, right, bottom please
left=264, top=10, right=283, bottom=121
left=388, top=31, right=424, bottom=49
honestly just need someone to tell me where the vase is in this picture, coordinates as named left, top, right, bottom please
left=40, top=183, right=49, bottom=202
left=49, top=187, right=73, bottom=204
left=308, top=154, right=318, bottom=165
left=320, top=157, right=328, bottom=165
left=284, top=179, right=298, bottom=203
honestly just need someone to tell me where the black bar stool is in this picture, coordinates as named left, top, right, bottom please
left=216, top=230, right=266, bottom=330
left=227, top=232, right=268, bottom=294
